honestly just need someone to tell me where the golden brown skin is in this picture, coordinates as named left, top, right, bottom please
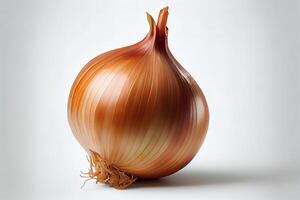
left=68, top=7, right=209, bottom=179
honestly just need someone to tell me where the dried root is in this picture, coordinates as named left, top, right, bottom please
left=80, top=150, right=137, bottom=189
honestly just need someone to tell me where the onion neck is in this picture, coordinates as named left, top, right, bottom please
left=144, top=7, right=169, bottom=52
left=155, top=7, right=169, bottom=50
left=157, top=7, right=169, bottom=40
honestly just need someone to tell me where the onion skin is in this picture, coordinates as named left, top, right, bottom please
left=68, top=7, right=209, bottom=186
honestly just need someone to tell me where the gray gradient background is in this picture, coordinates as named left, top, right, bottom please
left=0, top=0, right=299, bottom=199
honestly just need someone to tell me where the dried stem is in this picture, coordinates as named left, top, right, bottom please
left=157, top=6, right=169, bottom=38
left=81, top=150, right=137, bottom=189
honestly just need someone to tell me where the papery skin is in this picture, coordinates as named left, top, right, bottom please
left=68, top=7, right=209, bottom=179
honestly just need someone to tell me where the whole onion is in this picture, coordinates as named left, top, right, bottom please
left=68, top=7, right=209, bottom=189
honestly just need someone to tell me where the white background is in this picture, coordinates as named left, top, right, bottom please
left=1, top=0, right=299, bottom=199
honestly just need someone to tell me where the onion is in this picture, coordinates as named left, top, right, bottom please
left=68, top=7, right=209, bottom=189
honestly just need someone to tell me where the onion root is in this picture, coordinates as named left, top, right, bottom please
left=80, top=150, right=137, bottom=189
